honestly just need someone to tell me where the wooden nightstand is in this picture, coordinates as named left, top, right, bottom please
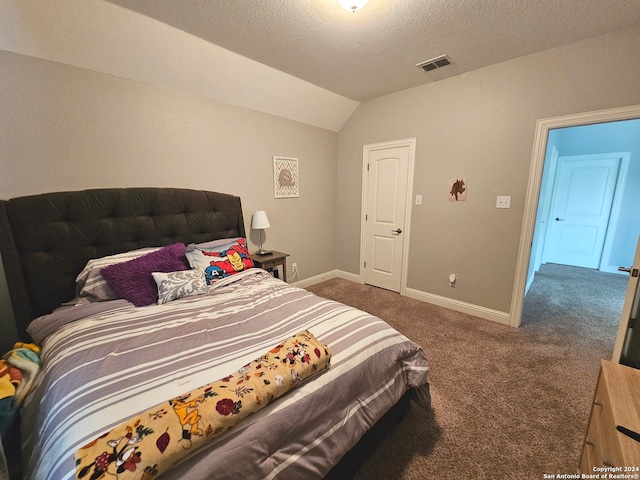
left=252, top=251, right=289, bottom=282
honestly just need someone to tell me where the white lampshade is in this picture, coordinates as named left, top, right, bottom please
left=338, top=0, right=369, bottom=12
left=251, top=210, right=271, bottom=230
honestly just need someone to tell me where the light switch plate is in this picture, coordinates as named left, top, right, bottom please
left=496, top=196, right=511, bottom=208
left=415, top=194, right=423, bottom=205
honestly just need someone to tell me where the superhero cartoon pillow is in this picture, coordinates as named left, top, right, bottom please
left=185, top=238, right=254, bottom=285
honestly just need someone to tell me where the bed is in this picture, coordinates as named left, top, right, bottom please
left=0, top=187, right=430, bottom=480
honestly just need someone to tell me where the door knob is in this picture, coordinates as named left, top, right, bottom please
left=555, top=217, right=565, bottom=221
left=618, top=266, right=640, bottom=277
left=392, top=228, right=402, bottom=235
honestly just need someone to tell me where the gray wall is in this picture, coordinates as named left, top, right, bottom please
left=0, top=50, right=338, bottom=352
left=3, top=25, right=640, bottom=351
left=336, top=26, right=640, bottom=314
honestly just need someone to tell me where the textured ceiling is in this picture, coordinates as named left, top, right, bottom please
left=107, top=0, right=640, bottom=102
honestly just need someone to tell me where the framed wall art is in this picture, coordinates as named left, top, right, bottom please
left=448, top=177, right=467, bottom=202
left=273, top=156, right=299, bottom=198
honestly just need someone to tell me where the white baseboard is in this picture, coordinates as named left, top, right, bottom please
left=295, top=270, right=511, bottom=327
left=600, top=265, right=628, bottom=275
left=405, top=288, right=511, bottom=326
left=335, top=270, right=362, bottom=284
left=293, top=269, right=362, bottom=288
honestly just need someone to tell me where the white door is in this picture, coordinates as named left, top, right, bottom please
left=613, top=235, right=640, bottom=367
left=363, top=141, right=412, bottom=292
left=543, top=155, right=620, bottom=268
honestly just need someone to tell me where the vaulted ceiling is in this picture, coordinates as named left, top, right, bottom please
left=107, top=0, right=640, bottom=101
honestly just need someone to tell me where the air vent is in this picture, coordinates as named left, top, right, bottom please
left=416, top=55, right=451, bottom=72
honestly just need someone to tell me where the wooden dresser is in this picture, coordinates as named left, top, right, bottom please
left=579, top=360, right=640, bottom=473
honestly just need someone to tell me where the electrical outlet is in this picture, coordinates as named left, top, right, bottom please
left=291, top=263, right=298, bottom=274
left=496, top=196, right=511, bottom=209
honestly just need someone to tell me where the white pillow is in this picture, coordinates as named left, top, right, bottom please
left=75, top=247, right=160, bottom=301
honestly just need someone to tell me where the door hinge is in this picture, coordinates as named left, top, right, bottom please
left=364, top=261, right=367, bottom=268
left=629, top=318, right=636, bottom=329
left=367, top=163, right=370, bottom=171
left=365, top=214, right=368, bottom=221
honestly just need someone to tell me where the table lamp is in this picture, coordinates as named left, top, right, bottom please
left=251, top=210, right=271, bottom=255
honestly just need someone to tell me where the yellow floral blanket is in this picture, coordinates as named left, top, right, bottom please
left=75, top=330, right=331, bottom=479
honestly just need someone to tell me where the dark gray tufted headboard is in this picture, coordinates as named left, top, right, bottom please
left=0, top=188, right=246, bottom=341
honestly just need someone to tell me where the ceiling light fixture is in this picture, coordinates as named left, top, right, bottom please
left=339, top=0, right=369, bottom=13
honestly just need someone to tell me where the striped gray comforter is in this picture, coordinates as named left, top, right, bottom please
left=22, top=269, right=430, bottom=480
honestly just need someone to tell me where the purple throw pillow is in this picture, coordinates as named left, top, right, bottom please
left=101, top=243, right=190, bottom=307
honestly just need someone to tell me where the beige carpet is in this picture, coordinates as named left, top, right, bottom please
left=307, top=264, right=627, bottom=480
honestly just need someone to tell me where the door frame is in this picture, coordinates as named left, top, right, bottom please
left=360, top=138, right=416, bottom=295
left=511, top=103, right=640, bottom=328
left=612, top=237, right=640, bottom=364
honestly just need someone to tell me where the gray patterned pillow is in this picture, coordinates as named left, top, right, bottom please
left=152, top=268, right=208, bottom=305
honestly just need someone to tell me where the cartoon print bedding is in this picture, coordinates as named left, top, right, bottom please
left=21, top=269, right=431, bottom=480
left=74, top=330, right=331, bottom=479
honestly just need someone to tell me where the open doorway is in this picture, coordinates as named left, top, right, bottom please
left=528, top=122, right=638, bottom=283
left=520, top=120, right=639, bottom=350
left=511, top=105, right=640, bottom=334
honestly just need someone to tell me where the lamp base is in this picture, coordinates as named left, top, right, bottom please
left=255, top=249, right=272, bottom=256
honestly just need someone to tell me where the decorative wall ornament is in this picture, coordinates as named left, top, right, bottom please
left=274, top=156, right=299, bottom=198
left=448, top=177, right=467, bottom=202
